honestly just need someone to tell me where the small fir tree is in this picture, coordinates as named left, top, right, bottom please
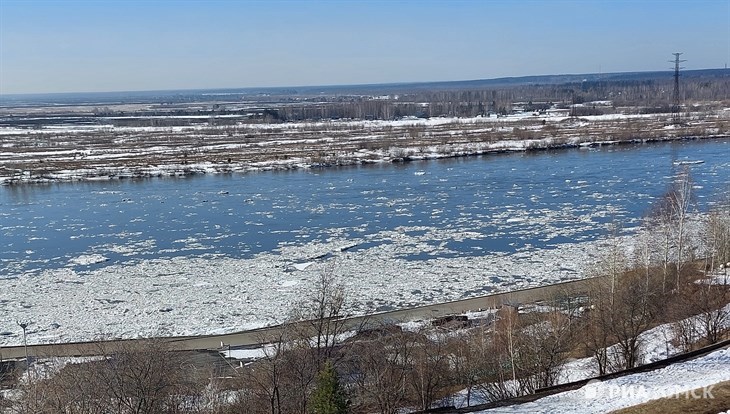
left=311, top=361, right=348, bottom=414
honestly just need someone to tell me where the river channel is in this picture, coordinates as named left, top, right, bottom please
left=3, top=138, right=728, bottom=275
left=0, top=138, right=728, bottom=343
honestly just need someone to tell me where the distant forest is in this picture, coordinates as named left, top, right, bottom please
left=254, top=69, right=730, bottom=122
left=3, top=69, right=729, bottom=125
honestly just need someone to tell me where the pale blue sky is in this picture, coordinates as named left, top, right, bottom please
left=1, top=0, right=728, bottom=94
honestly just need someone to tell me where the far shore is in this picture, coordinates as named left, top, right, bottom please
left=2, top=110, right=728, bottom=186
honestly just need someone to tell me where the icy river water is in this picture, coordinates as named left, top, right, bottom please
left=0, top=139, right=729, bottom=343
left=3, top=138, right=728, bottom=276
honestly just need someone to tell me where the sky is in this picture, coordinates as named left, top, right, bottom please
left=0, top=0, right=729, bottom=95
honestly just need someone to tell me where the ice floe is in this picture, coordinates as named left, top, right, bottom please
left=0, top=226, right=624, bottom=346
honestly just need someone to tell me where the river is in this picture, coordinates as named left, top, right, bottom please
left=0, top=138, right=728, bottom=344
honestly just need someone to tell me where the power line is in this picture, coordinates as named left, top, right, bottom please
left=669, top=53, right=686, bottom=125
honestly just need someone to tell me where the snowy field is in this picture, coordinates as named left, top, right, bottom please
left=1, top=108, right=728, bottom=185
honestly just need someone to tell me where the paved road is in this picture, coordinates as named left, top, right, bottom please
left=0, top=277, right=596, bottom=360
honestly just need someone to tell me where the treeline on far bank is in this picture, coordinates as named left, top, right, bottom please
left=259, top=76, right=730, bottom=122
left=77, top=74, right=730, bottom=126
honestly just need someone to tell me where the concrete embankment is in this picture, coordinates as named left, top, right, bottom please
left=0, top=276, right=596, bottom=360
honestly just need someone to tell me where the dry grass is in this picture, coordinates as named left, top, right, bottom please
left=2, top=105, right=729, bottom=184
left=609, top=380, right=730, bottom=414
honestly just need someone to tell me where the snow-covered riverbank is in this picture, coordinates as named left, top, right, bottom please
left=473, top=329, right=730, bottom=414
left=2, top=110, right=728, bottom=185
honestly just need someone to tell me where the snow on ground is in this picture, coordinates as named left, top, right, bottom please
left=474, top=346, right=730, bottom=414
left=452, top=303, right=730, bottom=410
left=700, top=269, right=730, bottom=286
left=0, top=111, right=691, bottom=138
left=4, top=110, right=724, bottom=185
left=0, top=114, right=520, bottom=137
left=222, top=345, right=276, bottom=361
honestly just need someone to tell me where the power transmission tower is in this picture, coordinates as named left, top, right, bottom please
left=669, top=52, right=686, bottom=125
